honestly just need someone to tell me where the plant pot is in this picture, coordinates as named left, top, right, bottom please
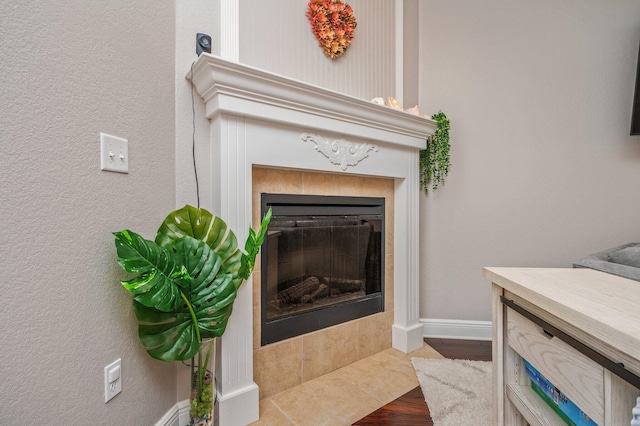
left=190, top=339, right=215, bottom=426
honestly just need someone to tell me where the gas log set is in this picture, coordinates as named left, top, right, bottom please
left=271, top=275, right=365, bottom=309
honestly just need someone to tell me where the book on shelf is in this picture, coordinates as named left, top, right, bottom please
left=523, top=358, right=598, bottom=426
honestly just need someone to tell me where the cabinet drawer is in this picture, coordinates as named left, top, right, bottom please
left=507, top=307, right=604, bottom=425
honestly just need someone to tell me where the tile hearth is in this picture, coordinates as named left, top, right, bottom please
left=250, top=344, right=443, bottom=426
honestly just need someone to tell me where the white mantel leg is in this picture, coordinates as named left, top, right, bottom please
left=215, top=284, right=258, bottom=426
left=211, top=115, right=259, bottom=426
left=391, top=156, right=424, bottom=354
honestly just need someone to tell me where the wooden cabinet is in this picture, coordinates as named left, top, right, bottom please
left=485, top=268, right=640, bottom=426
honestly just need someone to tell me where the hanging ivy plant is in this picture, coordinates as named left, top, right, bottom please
left=420, top=111, right=451, bottom=194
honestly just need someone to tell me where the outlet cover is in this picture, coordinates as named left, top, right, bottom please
left=104, top=358, right=122, bottom=403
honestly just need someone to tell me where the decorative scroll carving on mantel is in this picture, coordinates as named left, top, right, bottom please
left=301, top=133, right=379, bottom=170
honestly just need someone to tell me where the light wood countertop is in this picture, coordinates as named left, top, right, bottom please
left=483, top=267, right=640, bottom=376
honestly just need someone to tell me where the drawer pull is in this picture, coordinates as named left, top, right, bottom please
left=541, top=329, right=554, bottom=339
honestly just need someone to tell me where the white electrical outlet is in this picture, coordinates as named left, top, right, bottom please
left=104, top=358, right=122, bottom=403
left=100, top=133, right=129, bottom=173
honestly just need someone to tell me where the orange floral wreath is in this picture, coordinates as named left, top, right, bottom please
left=306, top=0, right=357, bottom=59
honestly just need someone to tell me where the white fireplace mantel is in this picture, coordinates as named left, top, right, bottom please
left=189, top=54, right=436, bottom=426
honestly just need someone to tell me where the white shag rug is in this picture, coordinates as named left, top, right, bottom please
left=411, top=358, right=492, bottom=426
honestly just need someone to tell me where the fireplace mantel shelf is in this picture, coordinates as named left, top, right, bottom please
left=190, top=54, right=436, bottom=150
left=189, top=54, right=435, bottom=426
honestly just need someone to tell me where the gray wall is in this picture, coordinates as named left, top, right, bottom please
left=419, top=0, right=640, bottom=321
left=1, top=1, right=177, bottom=424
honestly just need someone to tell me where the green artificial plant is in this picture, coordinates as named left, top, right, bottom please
left=419, top=111, right=451, bottom=194
left=113, top=205, right=271, bottom=419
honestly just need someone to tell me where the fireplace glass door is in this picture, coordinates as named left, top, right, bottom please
left=261, top=194, right=384, bottom=345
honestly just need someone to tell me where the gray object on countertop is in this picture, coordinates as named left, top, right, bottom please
left=573, top=242, right=640, bottom=282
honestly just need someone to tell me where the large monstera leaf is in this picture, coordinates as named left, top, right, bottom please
left=114, top=205, right=271, bottom=362
left=155, top=205, right=244, bottom=289
left=114, top=230, right=237, bottom=360
left=137, top=236, right=237, bottom=361
left=113, top=229, right=189, bottom=312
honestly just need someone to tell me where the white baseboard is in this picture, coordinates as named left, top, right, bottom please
left=155, top=399, right=190, bottom=426
left=216, top=382, right=260, bottom=426
left=420, top=318, right=492, bottom=341
left=392, top=322, right=425, bottom=353
left=156, top=383, right=259, bottom=426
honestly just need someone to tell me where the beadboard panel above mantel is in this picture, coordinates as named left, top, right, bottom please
left=238, top=0, right=397, bottom=101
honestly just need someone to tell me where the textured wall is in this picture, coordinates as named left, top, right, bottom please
left=418, top=0, right=640, bottom=321
left=0, top=1, right=177, bottom=424
left=175, top=0, right=218, bottom=212
left=238, top=0, right=397, bottom=101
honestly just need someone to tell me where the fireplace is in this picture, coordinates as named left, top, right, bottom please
left=189, top=54, right=436, bottom=425
left=261, top=194, right=384, bottom=345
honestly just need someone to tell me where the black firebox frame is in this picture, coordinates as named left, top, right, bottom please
left=260, top=193, right=385, bottom=346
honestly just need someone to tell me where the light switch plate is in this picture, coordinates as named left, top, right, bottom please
left=100, top=133, right=128, bottom=173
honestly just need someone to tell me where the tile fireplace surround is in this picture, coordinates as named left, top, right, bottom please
left=190, top=54, right=436, bottom=426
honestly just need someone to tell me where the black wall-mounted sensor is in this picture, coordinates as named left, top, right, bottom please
left=196, top=33, right=212, bottom=56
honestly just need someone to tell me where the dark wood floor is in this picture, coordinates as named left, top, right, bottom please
left=425, top=337, right=492, bottom=362
left=353, top=338, right=492, bottom=425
